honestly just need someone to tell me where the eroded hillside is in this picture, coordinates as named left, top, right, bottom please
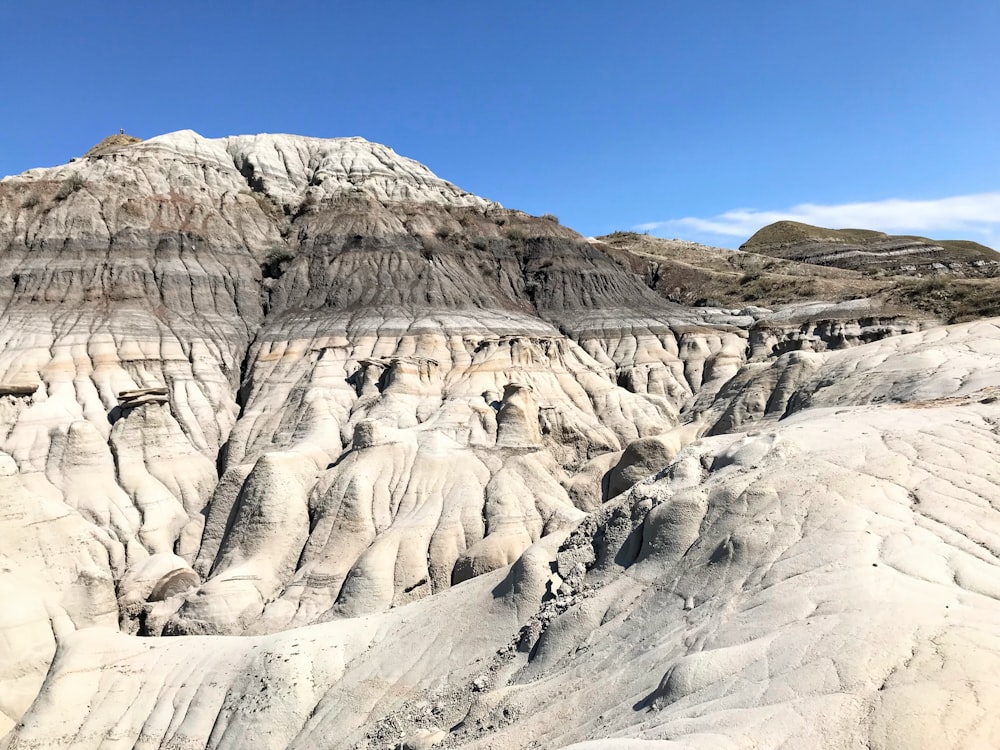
left=1, top=132, right=998, bottom=750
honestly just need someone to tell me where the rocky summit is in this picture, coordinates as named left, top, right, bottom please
left=0, top=131, right=999, bottom=749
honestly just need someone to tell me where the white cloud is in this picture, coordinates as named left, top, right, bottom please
left=638, top=192, right=1000, bottom=247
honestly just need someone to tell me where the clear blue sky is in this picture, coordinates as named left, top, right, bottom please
left=2, top=1, right=998, bottom=248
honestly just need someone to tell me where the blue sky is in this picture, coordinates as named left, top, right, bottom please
left=2, top=1, right=998, bottom=248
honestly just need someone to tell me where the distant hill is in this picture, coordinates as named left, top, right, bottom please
left=597, top=231, right=870, bottom=308
left=740, top=220, right=998, bottom=276
left=598, top=230, right=1000, bottom=324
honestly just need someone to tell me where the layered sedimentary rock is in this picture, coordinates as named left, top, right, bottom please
left=600, top=230, right=1000, bottom=325
left=8, top=321, right=1000, bottom=749
left=1, top=132, right=999, bottom=749
left=741, top=220, right=999, bottom=276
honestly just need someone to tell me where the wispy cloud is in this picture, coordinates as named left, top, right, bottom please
left=638, top=192, right=1000, bottom=247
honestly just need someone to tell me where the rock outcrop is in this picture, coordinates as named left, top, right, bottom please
left=0, top=132, right=999, bottom=749
left=8, top=321, right=1000, bottom=750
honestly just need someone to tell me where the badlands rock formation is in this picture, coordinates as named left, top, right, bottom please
left=0, top=131, right=999, bottom=749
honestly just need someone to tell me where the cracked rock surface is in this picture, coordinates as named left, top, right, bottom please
left=0, top=132, right=998, bottom=748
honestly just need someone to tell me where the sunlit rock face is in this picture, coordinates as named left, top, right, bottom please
left=1, top=132, right=999, bottom=749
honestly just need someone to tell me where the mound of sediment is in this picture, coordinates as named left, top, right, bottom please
left=740, top=219, right=998, bottom=276
left=82, top=132, right=143, bottom=157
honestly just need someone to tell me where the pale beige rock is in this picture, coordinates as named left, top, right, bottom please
left=496, top=383, right=542, bottom=447
left=9, top=365, right=1000, bottom=748
left=607, top=422, right=701, bottom=497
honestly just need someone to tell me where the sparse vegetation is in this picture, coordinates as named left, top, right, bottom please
left=598, top=230, right=1000, bottom=323
left=597, top=231, right=871, bottom=307
left=249, top=191, right=283, bottom=222
left=891, top=276, right=1000, bottom=323
left=20, top=194, right=39, bottom=209
left=293, top=192, right=319, bottom=218
left=909, top=275, right=949, bottom=295
left=261, top=246, right=295, bottom=279
left=506, top=227, right=527, bottom=241
left=83, top=133, right=142, bottom=158
left=740, top=220, right=886, bottom=251
left=541, top=213, right=559, bottom=223
left=54, top=174, right=85, bottom=200
left=738, top=271, right=819, bottom=302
